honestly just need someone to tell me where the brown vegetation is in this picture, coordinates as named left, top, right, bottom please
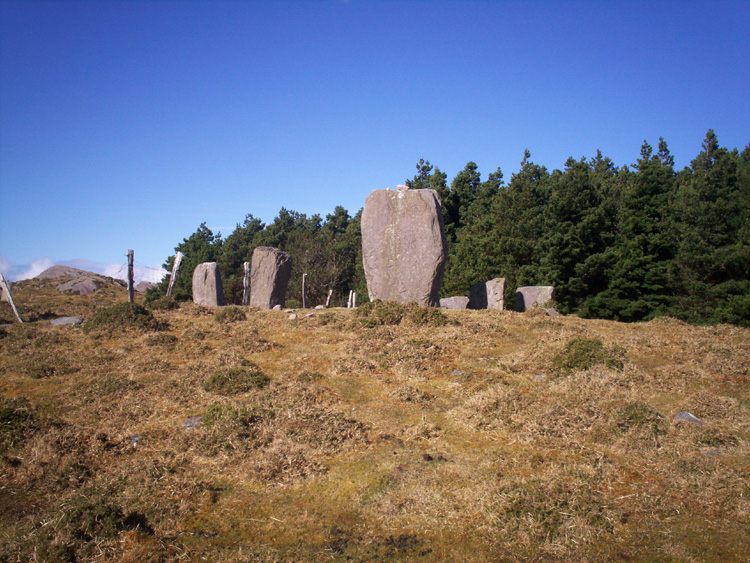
left=1, top=279, right=748, bottom=562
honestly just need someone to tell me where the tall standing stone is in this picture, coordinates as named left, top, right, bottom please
left=469, top=277, right=506, bottom=310
left=361, top=188, right=448, bottom=307
left=515, top=286, right=555, bottom=312
left=250, top=246, right=292, bottom=309
left=192, top=262, right=224, bottom=307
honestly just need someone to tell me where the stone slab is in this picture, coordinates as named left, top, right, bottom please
left=361, top=188, right=447, bottom=307
left=515, top=286, right=555, bottom=312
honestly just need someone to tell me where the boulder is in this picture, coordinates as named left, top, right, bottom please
left=135, top=281, right=156, bottom=293
left=515, top=286, right=554, bottom=312
left=57, top=279, right=97, bottom=295
left=50, top=316, right=83, bottom=326
left=361, top=188, right=447, bottom=307
left=192, top=262, right=224, bottom=307
left=250, top=247, right=292, bottom=309
left=469, top=277, right=506, bottom=310
left=440, top=296, right=469, bottom=309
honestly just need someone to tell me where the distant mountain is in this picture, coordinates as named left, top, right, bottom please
left=32, top=265, right=126, bottom=295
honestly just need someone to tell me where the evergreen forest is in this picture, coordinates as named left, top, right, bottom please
left=147, top=130, right=750, bottom=326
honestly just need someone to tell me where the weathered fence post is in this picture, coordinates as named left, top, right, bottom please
left=243, top=261, right=250, bottom=306
left=302, top=273, right=307, bottom=309
left=0, top=272, right=23, bottom=323
left=127, top=250, right=134, bottom=303
left=325, top=289, right=333, bottom=308
left=166, top=251, right=183, bottom=298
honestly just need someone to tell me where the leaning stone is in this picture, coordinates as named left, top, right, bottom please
left=674, top=411, right=706, bottom=425
left=289, top=313, right=298, bottom=320
left=361, top=188, right=447, bottom=307
left=192, top=262, right=224, bottom=307
left=440, top=296, right=469, bottom=309
left=306, top=313, right=315, bottom=318
left=314, top=305, right=325, bottom=310
left=50, top=316, right=83, bottom=326
left=250, top=247, right=292, bottom=309
left=469, top=278, right=506, bottom=310
left=515, top=286, right=555, bottom=312
left=272, top=304, right=282, bottom=310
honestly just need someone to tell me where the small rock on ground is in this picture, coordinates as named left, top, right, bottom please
left=50, top=316, right=83, bottom=326
left=674, top=411, right=705, bottom=425
left=182, top=416, right=202, bottom=430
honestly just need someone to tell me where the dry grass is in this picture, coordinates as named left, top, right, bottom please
left=0, top=281, right=748, bottom=562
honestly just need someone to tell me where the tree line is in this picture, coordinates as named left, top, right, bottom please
left=147, top=130, right=750, bottom=326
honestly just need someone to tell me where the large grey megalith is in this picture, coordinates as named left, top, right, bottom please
left=250, top=246, right=292, bottom=309
left=469, top=277, right=506, bottom=310
left=192, top=262, right=224, bottom=307
left=515, top=286, right=555, bottom=312
left=361, top=188, right=448, bottom=307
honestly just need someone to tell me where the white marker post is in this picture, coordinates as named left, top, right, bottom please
left=166, top=251, right=183, bottom=298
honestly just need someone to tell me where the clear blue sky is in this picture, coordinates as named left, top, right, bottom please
left=1, top=0, right=748, bottom=281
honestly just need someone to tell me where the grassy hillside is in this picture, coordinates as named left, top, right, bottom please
left=1, top=281, right=748, bottom=562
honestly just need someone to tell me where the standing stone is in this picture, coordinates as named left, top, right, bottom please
left=192, top=262, right=224, bottom=307
left=250, top=247, right=292, bottom=309
left=361, top=188, right=448, bottom=307
left=515, top=286, right=555, bottom=312
left=469, top=277, right=506, bottom=310
left=440, top=296, right=469, bottom=309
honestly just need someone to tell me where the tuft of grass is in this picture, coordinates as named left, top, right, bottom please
left=144, top=332, right=178, bottom=348
left=616, top=401, right=667, bottom=437
left=0, top=396, right=35, bottom=452
left=82, top=303, right=165, bottom=335
left=553, top=337, right=624, bottom=373
left=298, top=370, right=324, bottom=382
left=202, top=402, right=275, bottom=427
left=356, top=300, right=447, bottom=328
left=145, top=297, right=179, bottom=311
left=214, top=306, right=247, bottom=323
left=202, top=364, right=269, bottom=395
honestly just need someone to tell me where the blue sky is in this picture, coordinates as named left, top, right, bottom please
left=1, top=0, right=748, bottom=282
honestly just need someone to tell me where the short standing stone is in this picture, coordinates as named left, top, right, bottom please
left=469, top=277, right=506, bottom=310
left=515, top=286, right=554, bottom=312
left=440, top=296, right=469, bottom=309
left=361, top=188, right=448, bottom=307
left=192, top=262, right=225, bottom=307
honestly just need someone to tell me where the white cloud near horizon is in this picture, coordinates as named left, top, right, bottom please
left=0, top=255, right=11, bottom=277
left=15, top=258, right=55, bottom=281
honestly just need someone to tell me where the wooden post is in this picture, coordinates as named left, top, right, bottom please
left=166, top=251, right=182, bottom=298
left=0, top=272, right=23, bottom=323
left=325, top=289, right=333, bottom=308
left=243, top=261, right=250, bottom=306
left=127, top=250, right=134, bottom=303
left=302, top=273, right=307, bottom=309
